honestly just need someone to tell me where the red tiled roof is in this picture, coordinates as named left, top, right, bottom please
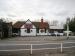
left=32, top=22, right=49, bottom=29
left=13, top=21, right=25, bottom=28
left=13, top=21, right=49, bottom=29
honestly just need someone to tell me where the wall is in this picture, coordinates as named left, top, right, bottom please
left=37, top=29, right=49, bottom=35
left=20, top=19, right=36, bottom=36
left=20, top=29, right=36, bottom=36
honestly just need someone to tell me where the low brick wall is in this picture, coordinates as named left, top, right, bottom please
left=20, top=36, right=67, bottom=41
left=8, top=36, right=70, bottom=41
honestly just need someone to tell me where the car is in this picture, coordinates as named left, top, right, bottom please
left=12, top=33, right=19, bottom=37
left=51, top=33, right=56, bottom=36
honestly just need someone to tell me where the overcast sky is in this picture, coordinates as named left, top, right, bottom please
left=0, top=0, right=75, bottom=23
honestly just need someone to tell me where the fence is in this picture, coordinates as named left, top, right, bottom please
left=29, top=42, right=75, bottom=54
left=0, top=42, right=75, bottom=54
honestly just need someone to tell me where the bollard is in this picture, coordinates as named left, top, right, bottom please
left=61, top=43, right=63, bottom=53
left=30, top=44, right=32, bottom=54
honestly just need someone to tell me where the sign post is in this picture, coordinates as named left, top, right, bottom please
left=66, top=18, right=70, bottom=39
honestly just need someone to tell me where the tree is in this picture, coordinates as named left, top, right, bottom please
left=0, top=19, right=3, bottom=38
left=64, top=17, right=75, bottom=34
left=69, top=17, right=75, bottom=32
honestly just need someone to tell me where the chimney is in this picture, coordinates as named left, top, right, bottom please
left=41, top=17, right=43, bottom=23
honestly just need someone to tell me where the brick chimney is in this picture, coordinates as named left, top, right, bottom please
left=41, top=17, right=43, bottom=23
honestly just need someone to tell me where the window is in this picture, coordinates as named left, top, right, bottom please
left=40, top=29, right=44, bottom=33
left=31, top=30, right=32, bottom=32
left=25, top=30, right=27, bottom=32
left=24, top=24, right=33, bottom=28
left=27, top=28, right=30, bottom=33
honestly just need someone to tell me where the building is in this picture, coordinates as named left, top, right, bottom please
left=13, top=18, right=49, bottom=36
left=49, top=24, right=64, bottom=36
left=0, top=20, right=12, bottom=38
left=7, top=22, right=12, bottom=37
left=12, top=18, right=65, bottom=36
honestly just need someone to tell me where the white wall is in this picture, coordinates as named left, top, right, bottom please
left=20, top=29, right=36, bottom=36
left=37, top=29, right=49, bottom=35
left=20, top=19, right=36, bottom=36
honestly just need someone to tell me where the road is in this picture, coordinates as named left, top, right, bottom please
left=0, top=40, right=75, bottom=51
left=0, top=41, right=75, bottom=56
left=0, top=37, right=75, bottom=56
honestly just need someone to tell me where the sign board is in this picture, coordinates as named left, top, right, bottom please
left=66, top=18, right=70, bottom=24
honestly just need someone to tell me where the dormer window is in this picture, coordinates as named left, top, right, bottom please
left=24, top=24, right=33, bottom=29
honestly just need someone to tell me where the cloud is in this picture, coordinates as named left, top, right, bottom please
left=8, top=14, right=16, bottom=17
left=0, top=0, right=75, bottom=23
left=53, top=10, right=69, bottom=16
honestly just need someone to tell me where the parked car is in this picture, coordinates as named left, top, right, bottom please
left=51, top=33, right=56, bottom=36
left=12, top=33, right=19, bottom=37
left=50, top=33, right=64, bottom=36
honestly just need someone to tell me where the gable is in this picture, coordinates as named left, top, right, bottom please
left=21, top=19, right=36, bottom=28
left=25, top=19, right=32, bottom=24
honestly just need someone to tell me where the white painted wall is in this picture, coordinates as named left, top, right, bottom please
left=37, top=29, right=49, bottom=35
left=20, top=19, right=36, bottom=36
left=20, top=29, right=36, bottom=36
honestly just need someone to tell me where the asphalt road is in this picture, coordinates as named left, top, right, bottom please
left=0, top=41, right=75, bottom=50
left=0, top=41, right=75, bottom=56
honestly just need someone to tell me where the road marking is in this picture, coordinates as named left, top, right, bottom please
left=62, top=46, right=75, bottom=48
left=0, top=42, right=75, bottom=46
left=0, top=44, right=31, bottom=46
left=0, top=49, right=30, bottom=51
left=0, top=42, right=75, bottom=52
left=0, top=43, right=60, bottom=46
left=64, top=42, right=75, bottom=44
left=0, top=46, right=75, bottom=51
left=0, top=41, right=55, bottom=42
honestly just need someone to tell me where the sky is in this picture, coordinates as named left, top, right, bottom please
left=0, top=0, right=75, bottom=23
